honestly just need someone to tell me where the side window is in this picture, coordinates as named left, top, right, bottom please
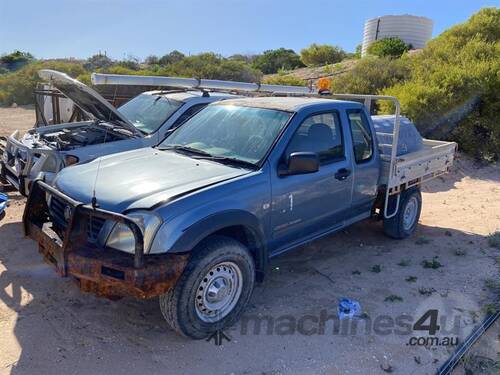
left=347, top=110, right=373, bottom=163
left=285, top=112, right=344, bottom=164
left=171, top=103, right=207, bottom=128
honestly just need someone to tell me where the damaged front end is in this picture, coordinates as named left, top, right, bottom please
left=23, top=180, right=188, bottom=299
left=1, top=130, right=62, bottom=195
left=1, top=123, right=129, bottom=195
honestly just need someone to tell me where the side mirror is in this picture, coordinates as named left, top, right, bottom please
left=279, top=152, right=319, bottom=176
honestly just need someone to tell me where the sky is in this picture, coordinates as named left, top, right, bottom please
left=1, top=0, right=499, bottom=60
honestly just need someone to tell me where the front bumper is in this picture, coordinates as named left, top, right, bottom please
left=23, top=180, right=189, bottom=299
left=1, top=135, right=32, bottom=195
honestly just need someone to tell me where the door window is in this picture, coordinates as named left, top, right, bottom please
left=347, top=110, right=373, bottom=163
left=285, top=112, right=344, bottom=164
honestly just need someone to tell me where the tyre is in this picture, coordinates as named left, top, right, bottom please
left=159, top=235, right=255, bottom=339
left=383, top=187, right=422, bottom=239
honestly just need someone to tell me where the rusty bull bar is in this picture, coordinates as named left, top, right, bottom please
left=23, top=180, right=188, bottom=299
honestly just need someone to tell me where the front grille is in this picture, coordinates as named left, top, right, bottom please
left=49, top=195, right=68, bottom=231
left=49, top=195, right=105, bottom=242
left=87, top=215, right=106, bottom=242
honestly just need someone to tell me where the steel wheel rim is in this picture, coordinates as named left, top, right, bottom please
left=195, top=261, right=243, bottom=323
left=403, top=196, right=418, bottom=230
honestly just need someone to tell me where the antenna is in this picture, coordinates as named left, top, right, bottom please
left=91, top=85, right=118, bottom=209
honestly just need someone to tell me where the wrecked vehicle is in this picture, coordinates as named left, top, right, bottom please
left=0, top=70, right=237, bottom=195
left=23, top=95, right=457, bottom=338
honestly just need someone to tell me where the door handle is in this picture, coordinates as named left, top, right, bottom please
left=334, top=168, right=351, bottom=181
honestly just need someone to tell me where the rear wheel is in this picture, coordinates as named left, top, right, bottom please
left=383, top=187, right=422, bottom=239
left=159, top=235, right=255, bottom=339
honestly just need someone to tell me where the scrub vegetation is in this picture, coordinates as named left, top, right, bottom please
left=0, top=8, right=498, bottom=160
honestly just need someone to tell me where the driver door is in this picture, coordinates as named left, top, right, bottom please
left=270, top=111, right=353, bottom=253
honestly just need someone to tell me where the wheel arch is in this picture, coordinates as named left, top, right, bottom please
left=168, top=210, right=268, bottom=282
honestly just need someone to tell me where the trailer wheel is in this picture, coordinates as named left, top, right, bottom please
left=383, top=187, right=422, bottom=239
left=159, top=235, right=255, bottom=339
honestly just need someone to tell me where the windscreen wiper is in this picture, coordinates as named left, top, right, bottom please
left=192, top=155, right=258, bottom=169
left=158, top=144, right=212, bottom=157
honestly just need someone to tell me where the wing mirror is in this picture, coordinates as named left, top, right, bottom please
left=279, top=152, right=319, bottom=176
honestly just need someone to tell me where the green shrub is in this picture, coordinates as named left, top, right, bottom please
left=330, top=56, right=410, bottom=94
left=252, top=48, right=303, bottom=74
left=0, top=50, right=34, bottom=71
left=158, top=50, right=185, bottom=66
left=262, top=74, right=306, bottom=87
left=300, top=44, right=346, bottom=66
left=367, top=37, right=411, bottom=58
left=381, top=8, right=500, bottom=160
left=83, top=54, right=113, bottom=71
left=0, top=60, right=86, bottom=105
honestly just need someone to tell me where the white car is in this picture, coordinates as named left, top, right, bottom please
left=0, top=70, right=238, bottom=195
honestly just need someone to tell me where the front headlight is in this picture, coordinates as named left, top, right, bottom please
left=106, top=211, right=162, bottom=254
left=41, top=154, right=60, bottom=173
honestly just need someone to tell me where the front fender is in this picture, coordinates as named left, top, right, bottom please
left=155, top=209, right=266, bottom=254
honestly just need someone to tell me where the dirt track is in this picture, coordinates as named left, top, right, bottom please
left=0, top=107, right=499, bottom=375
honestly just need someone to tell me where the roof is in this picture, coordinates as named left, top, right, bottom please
left=144, top=90, right=239, bottom=102
left=214, top=96, right=361, bottom=112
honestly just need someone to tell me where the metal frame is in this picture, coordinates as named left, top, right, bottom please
left=23, top=179, right=189, bottom=299
left=25, top=180, right=146, bottom=268
left=33, top=85, right=88, bottom=127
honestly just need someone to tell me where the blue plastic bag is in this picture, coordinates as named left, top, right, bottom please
left=338, top=298, right=361, bottom=320
left=0, top=193, right=8, bottom=218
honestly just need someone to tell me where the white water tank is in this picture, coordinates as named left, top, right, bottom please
left=361, top=15, right=433, bottom=56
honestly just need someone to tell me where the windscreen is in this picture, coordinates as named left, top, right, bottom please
left=118, top=94, right=183, bottom=134
left=159, top=104, right=292, bottom=164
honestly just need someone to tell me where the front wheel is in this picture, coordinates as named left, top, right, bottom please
left=383, top=187, right=422, bottom=239
left=159, top=235, right=255, bottom=339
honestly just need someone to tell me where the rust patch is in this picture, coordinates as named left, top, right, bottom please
left=24, top=180, right=190, bottom=300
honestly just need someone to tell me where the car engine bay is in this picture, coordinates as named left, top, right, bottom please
left=23, top=123, right=129, bottom=151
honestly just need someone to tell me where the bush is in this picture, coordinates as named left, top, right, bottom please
left=116, top=56, right=141, bottom=70
left=144, top=55, right=160, bottom=65
left=262, top=74, right=306, bottom=87
left=158, top=50, right=185, bottom=66
left=252, top=48, right=303, bottom=74
left=300, top=44, right=346, bottom=66
left=330, top=56, right=410, bottom=94
left=381, top=8, right=500, bottom=160
left=0, top=60, right=86, bottom=105
left=83, top=54, right=113, bottom=71
left=0, top=50, right=34, bottom=71
left=367, top=37, right=411, bottom=58
left=163, top=53, right=261, bottom=82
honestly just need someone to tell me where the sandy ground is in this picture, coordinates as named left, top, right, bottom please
left=0, top=107, right=499, bottom=375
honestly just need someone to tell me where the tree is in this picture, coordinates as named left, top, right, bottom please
left=144, top=55, right=160, bottom=65
left=367, top=37, right=411, bottom=58
left=0, top=50, right=34, bottom=71
left=252, top=48, right=303, bottom=74
left=159, top=50, right=185, bottom=66
left=300, top=44, right=346, bottom=66
left=83, top=53, right=113, bottom=71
